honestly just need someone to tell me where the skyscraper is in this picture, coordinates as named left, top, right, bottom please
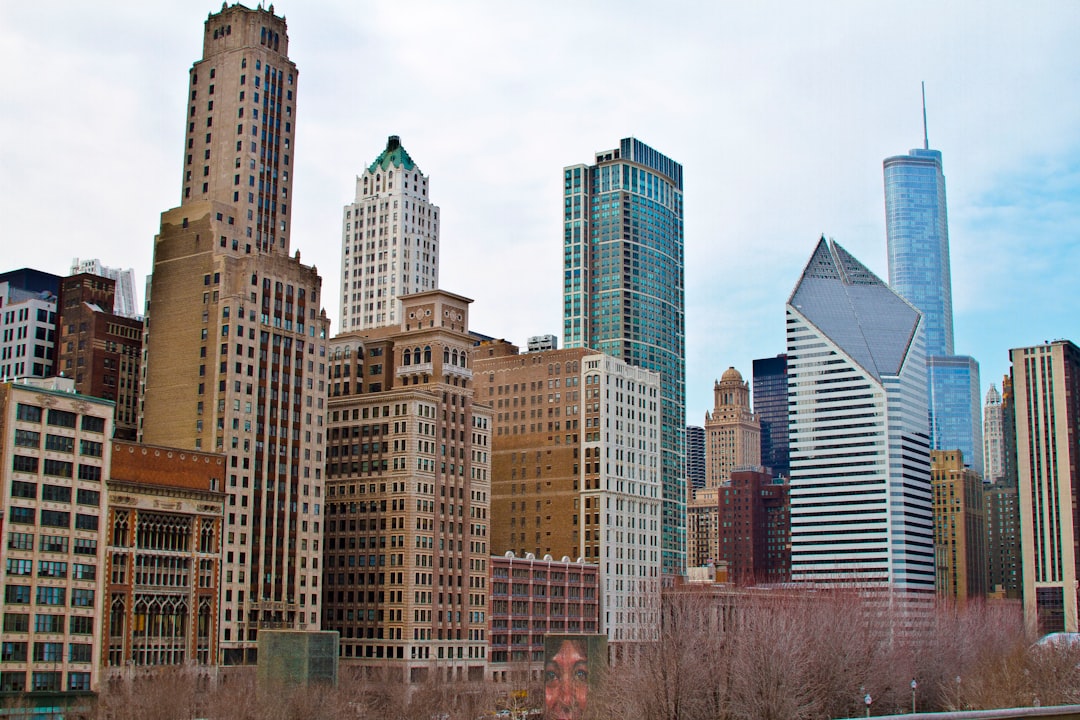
left=339, top=136, right=439, bottom=331
left=983, top=384, right=1004, bottom=484
left=685, top=425, right=705, bottom=491
left=563, top=138, right=685, bottom=576
left=704, top=368, right=759, bottom=488
left=140, top=4, right=329, bottom=665
left=884, top=91, right=983, bottom=477
left=930, top=449, right=987, bottom=604
left=787, top=238, right=934, bottom=593
left=752, top=354, right=789, bottom=478
left=1012, top=340, right=1080, bottom=634
left=986, top=376, right=1021, bottom=599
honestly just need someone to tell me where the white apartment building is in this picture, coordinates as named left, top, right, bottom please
left=0, top=279, right=57, bottom=381
left=340, top=136, right=439, bottom=332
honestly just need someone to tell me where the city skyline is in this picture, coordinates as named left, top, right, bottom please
left=3, top=2, right=1079, bottom=422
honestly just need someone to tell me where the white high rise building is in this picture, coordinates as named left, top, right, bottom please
left=983, top=384, right=1004, bottom=484
left=70, top=258, right=140, bottom=319
left=787, top=238, right=934, bottom=594
left=340, top=136, right=439, bottom=332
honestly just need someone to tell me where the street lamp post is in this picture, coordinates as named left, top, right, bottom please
left=911, top=678, right=917, bottom=714
left=864, top=693, right=872, bottom=717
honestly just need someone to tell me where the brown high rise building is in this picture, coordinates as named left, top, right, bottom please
left=717, top=467, right=790, bottom=585
left=56, top=273, right=143, bottom=440
left=930, top=449, right=987, bottom=604
left=139, top=4, right=329, bottom=665
left=322, top=290, right=490, bottom=681
left=1013, top=340, right=1080, bottom=634
left=472, top=341, right=662, bottom=649
left=986, top=374, right=1021, bottom=600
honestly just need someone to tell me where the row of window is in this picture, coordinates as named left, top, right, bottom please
left=5, top=559, right=96, bottom=580
left=2, top=613, right=94, bottom=634
left=4, top=586, right=95, bottom=606
left=15, top=405, right=106, bottom=433
left=8, top=507, right=100, bottom=530
left=7, top=532, right=97, bottom=555
left=12, top=455, right=102, bottom=480
left=0, top=670, right=90, bottom=692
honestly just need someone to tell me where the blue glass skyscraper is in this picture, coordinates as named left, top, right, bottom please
left=884, top=146, right=953, bottom=357
left=884, top=92, right=983, bottom=475
left=564, top=138, right=686, bottom=576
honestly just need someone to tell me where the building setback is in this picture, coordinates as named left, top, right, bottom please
left=56, top=273, right=144, bottom=440
left=139, top=4, right=329, bottom=665
left=930, top=449, right=987, bottom=604
left=786, top=238, right=934, bottom=594
left=322, top=290, right=489, bottom=681
left=563, top=138, right=686, bottom=577
left=472, top=342, right=662, bottom=650
left=0, top=377, right=113, bottom=695
left=339, top=136, right=440, bottom=332
left=1012, top=340, right=1080, bottom=634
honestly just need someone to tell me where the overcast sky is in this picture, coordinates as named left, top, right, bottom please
left=2, top=1, right=1078, bottom=423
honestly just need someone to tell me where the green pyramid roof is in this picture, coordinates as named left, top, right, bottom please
left=367, top=135, right=416, bottom=173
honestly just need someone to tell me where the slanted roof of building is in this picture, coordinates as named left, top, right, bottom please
left=368, top=135, right=416, bottom=173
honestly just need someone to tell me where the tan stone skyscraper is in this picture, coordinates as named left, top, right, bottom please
left=140, top=4, right=329, bottom=665
left=688, top=367, right=760, bottom=568
left=930, top=449, right=987, bottom=605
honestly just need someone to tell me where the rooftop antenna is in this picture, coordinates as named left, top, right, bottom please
left=921, top=81, right=929, bottom=150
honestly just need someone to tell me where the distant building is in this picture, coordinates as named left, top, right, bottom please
left=56, top=273, right=144, bottom=440
left=472, top=341, right=662, bottom=650
left=1013, top=340, right=1080, bottom=634
left=986, top=375, right=1021, bottom=600
left=931, top=449, right=987, bottom=604
left=0, top=269, right=60, bottom=381
left=718, top=468, right=790, bottom=585
left=704, top=368, right=760, bottom=489
left=104, top=441, right=225, bottom=669
left=687, top=487, right=719, bottom=570
left=787, top=238, right=933, bottom=594
left=70, top=259, right=140, bottom=319
left=983, top=384, right=1004, bottom=484
left=0, top=376, right=113, bottom=696
left=752, top=354, right=789, bottom=478
left=928, top=356, right=983, bottom=476
left=685, top=425, right=705, bottom=491
left=527, top=334, right=557, bottom=352
left=563, top=137, right=685, bottom=577
left=488, top=552, right=599, bottom=683
left=339, top=136, right=439, bottom=332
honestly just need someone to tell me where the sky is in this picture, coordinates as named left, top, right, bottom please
left=2, top=1, right=1078, bottom=423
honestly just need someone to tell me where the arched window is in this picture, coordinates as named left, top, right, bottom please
left=402, top=349, right=411, bottom=366
left=413, top=348, right=421, bottom=365
left=444, top=347, right=450, bottom=364
left=452, top=349, right=459, bottom=367
left=424, top=346, right=432, bottom=363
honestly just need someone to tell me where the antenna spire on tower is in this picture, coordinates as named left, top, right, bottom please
left=921, top=81, right=929, bottom=150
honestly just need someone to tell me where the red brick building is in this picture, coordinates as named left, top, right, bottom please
left=718, top=467, right=790, bottom=585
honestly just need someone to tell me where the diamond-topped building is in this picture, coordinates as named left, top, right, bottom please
left=786, top=238, right=934, bottom=594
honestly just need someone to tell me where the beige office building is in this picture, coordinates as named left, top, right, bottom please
left=688, top=367, right=760, bottom=568
left=1013, top=340, right=1080, bottom=634
left=472, top=342, right=661, bottom=649
left=1, top=377, right=113, bottom=695
left=930, top=449, right=987, bottom=605
left=323, top=290, right=490, bottom=681
left=139, top=4, right=329, bottom=664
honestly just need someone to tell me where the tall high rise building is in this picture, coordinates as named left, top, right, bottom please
left=786, top=238, right=934, bottom=593
left=704, top=367, right=759, bottom=488
left=563, top=138, right=685, bottom=577
left=752, top=354, right=789, bottom=478
left=685, top=425, right=705, bottom=491
left=472, top=341, right=662, bottom=648
left=884, top=93, right=983, bottom=478
left=1012, top=340, right=1080, bottom=634
left=70, top=259, right=140, bottom=319
left=139, top=4, right=329, bottom=665
left=986, top=375, right=1021, bottom=599
left=983, top=384, right=1004, bottom=484
left=339, top=136, right=439, bottom=332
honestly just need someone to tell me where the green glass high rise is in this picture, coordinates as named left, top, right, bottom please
left=563, top=138, right=686, bottom=576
